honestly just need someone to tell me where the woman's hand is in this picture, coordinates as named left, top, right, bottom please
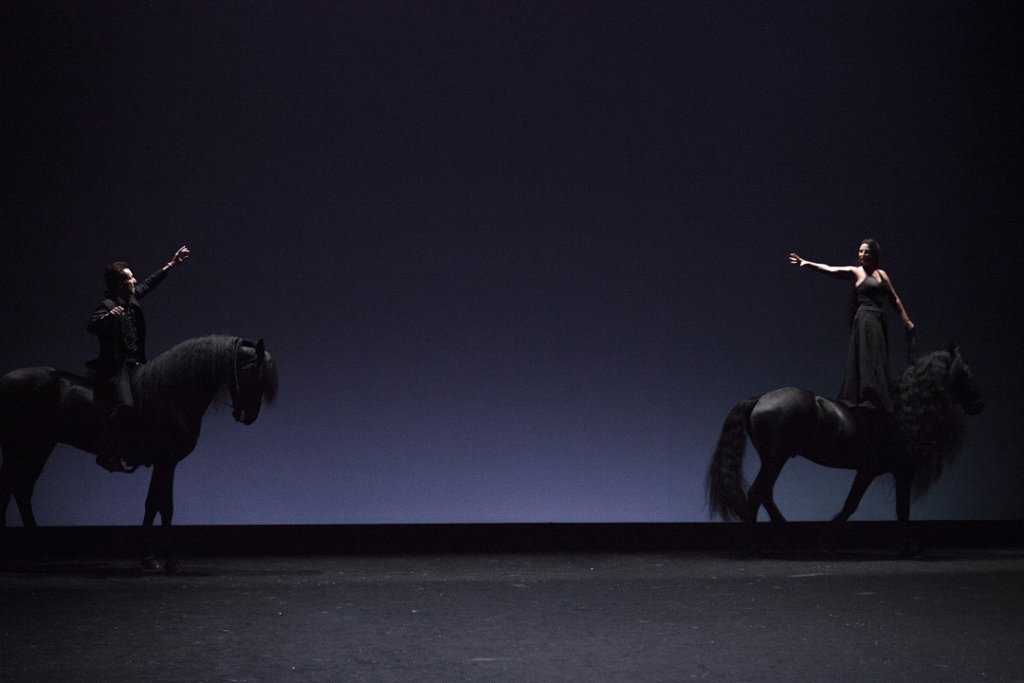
left=788, top=253, right=806, bottom=267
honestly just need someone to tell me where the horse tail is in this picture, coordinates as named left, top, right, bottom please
left=706, top=396, right=758, bottom=521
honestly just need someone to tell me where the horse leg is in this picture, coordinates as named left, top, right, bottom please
left=0, top=457, right=12, bottom=528
left=1, top=442, right=54, bottom=529
left=740, top=458, right=787, bottom=555
left=893, top=465, right=920, bottom=556
left=817, top=469, right=876, bottom=552
left=141, top=468, right=161, bottom=570
left=747, top=458, right=787, bottom=523
left=142, top=462, right=180, bottom=573
left=894, top=466, right=913, bottom=523
left=832, top=470, right=875, bottom=523
left=12, top=491, right=37, bottom=529
left=1, top=442, right=53, bottom=566
left=761, top=487, right=786, bottom=524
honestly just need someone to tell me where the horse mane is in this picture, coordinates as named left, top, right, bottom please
left=894, top=350, right=967, bottom=498
left=135, top=335, right=240, bottom=404
left=255, top=343, right=279, bottom=405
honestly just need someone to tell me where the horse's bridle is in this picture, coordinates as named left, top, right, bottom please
left=229, top=338, right=266, bottom=424
left=217, top=338, right=247, bottom=418
left=230, top=338, right=244, bottom=420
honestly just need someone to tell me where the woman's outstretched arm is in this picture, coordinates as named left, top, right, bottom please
left=788, top=253, right=858, bottom=279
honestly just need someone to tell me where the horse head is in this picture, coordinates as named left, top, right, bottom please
left=229, top=338, right=278, bottom=425
left=947, top=344, right=984, bottom=416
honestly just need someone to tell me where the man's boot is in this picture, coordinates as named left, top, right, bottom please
left=96, top=407, right=131, bottom=472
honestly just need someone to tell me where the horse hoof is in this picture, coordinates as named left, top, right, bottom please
left=897, top=541, right=926, bottom=559
left=165, top=558, right=183, bottom=575
left=140, top=555, right=162, bottom=571
left=744, top=540, right=768, bottom=558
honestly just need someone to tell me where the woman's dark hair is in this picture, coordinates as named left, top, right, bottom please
left=104, top=261, right=131, bottom=293
left=860, top=238, right=882, bottom=265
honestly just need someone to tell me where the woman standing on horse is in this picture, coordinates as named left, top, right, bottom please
left=789, top=239, right=914, bottom=413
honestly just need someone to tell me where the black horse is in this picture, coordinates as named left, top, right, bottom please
left=706, top=346, right=983, bottom=537
left=0, top=335, right=277, bottom=571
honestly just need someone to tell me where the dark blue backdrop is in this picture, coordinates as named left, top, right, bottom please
left=2, top=1, right=1021, bottom=525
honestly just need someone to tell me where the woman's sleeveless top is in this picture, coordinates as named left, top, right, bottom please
left=855, top=275, right=886, bottom=310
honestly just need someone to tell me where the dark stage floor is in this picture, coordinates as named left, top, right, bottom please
left=3, top=547, right=1024, bottom=682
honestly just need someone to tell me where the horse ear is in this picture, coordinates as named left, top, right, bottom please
left=947, top=341, right=959, bottom=358
left=256, top=338, right=265, bottom=360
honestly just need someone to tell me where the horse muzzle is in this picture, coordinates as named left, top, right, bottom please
left=233, top=406, right=258, bottom=425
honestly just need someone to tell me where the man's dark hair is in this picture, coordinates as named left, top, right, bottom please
left=104, top=261, right=131, bottom=293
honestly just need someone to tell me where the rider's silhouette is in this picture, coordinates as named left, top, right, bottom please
left=87, top=245, right=190, bottom=471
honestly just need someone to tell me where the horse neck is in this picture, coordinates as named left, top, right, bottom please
left=137, top=336, right=236, bottom=415
left=896, top=353, right=966, bottom=494
left=898, top=353, right=958, bottom=413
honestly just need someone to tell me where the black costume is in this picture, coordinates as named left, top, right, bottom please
left=87, top=268, right=168, bottom=419
left=838, top=275, right=892, bottom=412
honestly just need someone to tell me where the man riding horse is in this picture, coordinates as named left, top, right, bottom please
left=87, top=245, right=190, bottom=471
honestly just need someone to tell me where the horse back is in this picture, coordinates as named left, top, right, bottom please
left=0, top=367, right=62, bottom=424
left=55, top=372, right=108, bottom=448
left=0, top=367, right=105, bottom=450
left=749, top=388, right=863, bottom=467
